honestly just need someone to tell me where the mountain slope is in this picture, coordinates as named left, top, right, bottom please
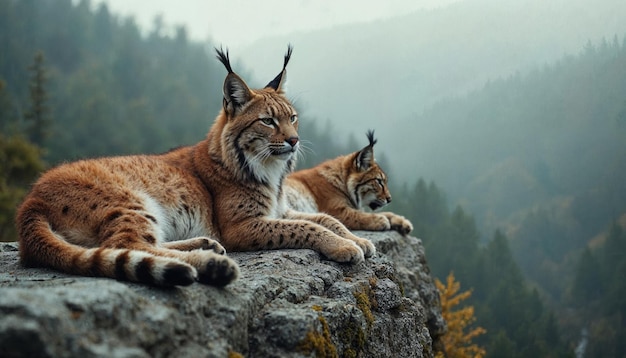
left=240, top=0, right=626, bottom=141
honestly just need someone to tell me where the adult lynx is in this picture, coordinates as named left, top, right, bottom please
left=16, top=46, right=374, bottom=287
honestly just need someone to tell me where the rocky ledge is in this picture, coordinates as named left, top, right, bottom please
left=0, top=231, right=445, bottom=358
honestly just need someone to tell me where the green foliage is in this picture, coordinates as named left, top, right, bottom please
left=570, top=248, right=603, bottom=304
left=569, top=222, right=626, bottom=357
left=0, top=80, right=19, bottom=130
left=0, top=134, right=44, bottom=241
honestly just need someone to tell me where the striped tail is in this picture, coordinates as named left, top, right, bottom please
left=17, top=204, right=197, bottom=286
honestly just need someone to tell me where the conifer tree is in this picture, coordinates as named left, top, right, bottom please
left=436, top=272, right=486, bottom=358
left=24, top=51, right=50, bottom=148
left=0, top=80, right=16, bottom=129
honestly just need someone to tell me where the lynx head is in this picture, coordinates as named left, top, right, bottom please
left=348, top=130, right=392, bottom=211
left=214, top=46, right=299, bottom=185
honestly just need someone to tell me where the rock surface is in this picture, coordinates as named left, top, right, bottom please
left=0, top=231, right=445, bottom=358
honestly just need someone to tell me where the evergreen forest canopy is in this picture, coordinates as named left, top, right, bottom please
left=1, top=1, right=625, bottom=357
left=0, top=0, right=224, bottom=162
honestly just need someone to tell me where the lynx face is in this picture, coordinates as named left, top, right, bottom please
left=228, top=92, right=299, bottom=185
left=285, top=130, right=413, bottom=236
left=215, top=47, right=300, bottom=187
left=352, top=168, right=391, bottom=211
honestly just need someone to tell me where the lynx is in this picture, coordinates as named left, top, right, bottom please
left=285, top=131, right=413, bottom=235
left=16, top=46, right=375, bottom=287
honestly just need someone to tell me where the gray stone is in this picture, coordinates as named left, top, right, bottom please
left=0, top=231, right=444, bottom=357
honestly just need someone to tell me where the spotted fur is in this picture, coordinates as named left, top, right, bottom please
left=285, top=130, right=413, bottom=235
left=16, top=46, right=375, bottom=287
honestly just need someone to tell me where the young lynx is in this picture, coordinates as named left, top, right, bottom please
left=285, top=131, right=413, bottom=235
left=16, top=46, right=375, bottom=287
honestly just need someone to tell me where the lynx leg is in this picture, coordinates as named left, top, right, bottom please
left=285, top=210, right=376, bottom=258
left=99, top=212, right=238, bottom=286
left=161, top=237, right=226, bottom=255
left=225, top=218, right=365, bottom=264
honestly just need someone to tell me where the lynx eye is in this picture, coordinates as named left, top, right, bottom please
left=259, top=117, right=275, bottom=127
left=290, top=114, right=298, bottom=124
left=377, top=179, right=384, bottom=187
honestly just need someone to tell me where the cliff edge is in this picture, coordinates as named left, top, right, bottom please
left=0, top=231, right=445, bottom=357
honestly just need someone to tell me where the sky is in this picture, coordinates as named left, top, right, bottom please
left=101, top=0, right=461, bottom=49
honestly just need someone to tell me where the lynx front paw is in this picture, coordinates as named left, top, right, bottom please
left=324, top=241, right=365, bottom=264
left=384, top=213, right=413, bottom=235
left=348, top=235, right=376, bottom=258
left=371, top=214, right=392, bottom=231
left=197, top=253, right=239, bottom=287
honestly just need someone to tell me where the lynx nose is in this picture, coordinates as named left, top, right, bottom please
left=286, top=136, right=299, bottom=147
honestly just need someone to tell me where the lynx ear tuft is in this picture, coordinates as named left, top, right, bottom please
left=215, top=46, right=234, bottom=74
left=216, top=47, right=252, bottom=115
left=365, top=130, right=377, bottom=148
left=355, top=130, right=377, bottom=171
left=265, top=44, right=293, bottom=92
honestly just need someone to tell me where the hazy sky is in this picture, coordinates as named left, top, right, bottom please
left=101, top=0, right=460, bottom=49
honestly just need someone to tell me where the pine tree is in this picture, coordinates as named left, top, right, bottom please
left=570, top=247, right=603, bottom=304
left=24, top=51, right=51, bottom=148
left=0, top=79, right=19, bottom=133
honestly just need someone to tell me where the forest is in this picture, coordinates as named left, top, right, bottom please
left=1, top=1, right=625, bottom=357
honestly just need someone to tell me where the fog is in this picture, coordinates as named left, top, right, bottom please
left=102, top=0, right=460, bottom=47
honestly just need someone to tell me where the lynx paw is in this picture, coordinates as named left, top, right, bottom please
left=162, top=237, right=226, bottom=254
left=196, top=253, right=239, bottom=287
left=372, top=214, right=392, bottom=231
left=195, top=237, right=227, bottom=255
left=348, top=235, right=376, bottom=258
left=324, top=241, right=365, bottom=264
left=160, top=261, right=198, bottom=286
left=387, top=214, right=413, bottom=235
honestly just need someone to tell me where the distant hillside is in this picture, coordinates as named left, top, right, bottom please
left=410, top=38, right=626, bottom=234
left=240, top=0, right=626, bottom=143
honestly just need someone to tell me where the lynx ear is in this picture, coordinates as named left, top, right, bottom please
left=265, top=45, right=293, bottom=92
left=355, top=130, right=377, bottom=171
left=215, top=47, right=252, bottom=115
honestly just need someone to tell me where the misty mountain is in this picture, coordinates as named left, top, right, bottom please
left=239, top=0, right=626, bottom=172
